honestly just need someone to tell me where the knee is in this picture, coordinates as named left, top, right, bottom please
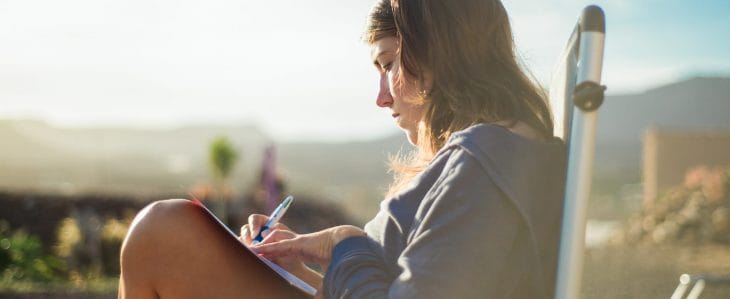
left=128, top=198, right=203, bottom=236
left=144, top=198, right=200, bottom=219
left=132, top=198, right=192, bottom=227
left=121, top=199, right=200, bottom=257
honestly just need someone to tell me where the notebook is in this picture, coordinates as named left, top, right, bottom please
left=191, top=199, right=317, bottom=296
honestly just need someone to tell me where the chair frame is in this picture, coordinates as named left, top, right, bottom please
left=551, top=5, right=606, bottom=299
left=671, top=273, right=730, bottom=299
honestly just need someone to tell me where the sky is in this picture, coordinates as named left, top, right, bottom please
left=1, top=0, right=728, bottom=142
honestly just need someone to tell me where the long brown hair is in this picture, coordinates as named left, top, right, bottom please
left=366, top=0, right=553, bottom=196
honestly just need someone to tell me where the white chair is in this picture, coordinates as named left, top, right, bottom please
left=549, top=5, right=606, bottom=299
left=671, top=273, right=730, bottom=299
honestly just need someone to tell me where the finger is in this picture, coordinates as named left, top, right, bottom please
left=270, top=222, right=293, bottom=233
left=260, top=228, right=297, bottom=245
left=247, top=214, right=270, bottom=239
left=239, top=225, right=252, bottom=244
left=252, top=238, right=296, bottom=259
left=240, top=224, right=249, bottom=237
left=254, top=234, right=327, bottom=266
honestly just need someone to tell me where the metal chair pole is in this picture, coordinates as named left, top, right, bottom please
left=554, top=5, right=606, bottom=299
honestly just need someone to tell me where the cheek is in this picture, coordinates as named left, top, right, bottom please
left=386, top=71, right=398, bottom=98
left=386, top=63, right=408, bottom=99
left=408, top=103, right=426, bottom=122
left=388, top=64, right=421, bottom=102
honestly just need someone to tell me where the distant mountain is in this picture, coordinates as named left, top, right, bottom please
left=0, top=76, right=727, bottom=219
left=279, top=134, right=408, bottom=220
left=0, top=120, right=270, bottom=195
left=594, top=77, right=730, bottom=185
left=0, top=118, right=406, bottom=221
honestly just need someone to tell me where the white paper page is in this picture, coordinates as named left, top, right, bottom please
left=193, top=200, right=317, bottom=296
left=258, top=255, right=318, bottom=296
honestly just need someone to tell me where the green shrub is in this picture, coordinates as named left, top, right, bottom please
left=0, top=221, right=66, bottom=283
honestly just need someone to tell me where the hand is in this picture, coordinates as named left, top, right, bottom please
left=239, top=214, right=323, bottom=289
left=239, top=213, right=290, bottom=245
left=250, top=225, right=366, bottom=270
left=239, top=214, right=304, bottom=270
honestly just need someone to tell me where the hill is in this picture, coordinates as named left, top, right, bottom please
left=594, top=76, right=730, bottom=189
left=0, top=120, right=269, bottom=195
left=0, top=76, right=728, bottom=220
left=0, top=119, right=407, bottom=221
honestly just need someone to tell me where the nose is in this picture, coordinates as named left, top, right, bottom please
left=376, top=73, right=393, bottom=108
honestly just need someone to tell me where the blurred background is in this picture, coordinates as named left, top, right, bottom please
left=1, top=0, right=729, bottom=298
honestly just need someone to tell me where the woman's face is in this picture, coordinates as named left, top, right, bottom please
left=370, top=36, right=425, bottom=145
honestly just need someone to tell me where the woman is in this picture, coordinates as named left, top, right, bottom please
left=118, top=0, right=566, bottom=298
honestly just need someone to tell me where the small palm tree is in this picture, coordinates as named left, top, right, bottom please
left=208, top=136, right=239, bottom=222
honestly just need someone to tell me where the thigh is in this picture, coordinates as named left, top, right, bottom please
left=120, top=199, right=313, bottom=299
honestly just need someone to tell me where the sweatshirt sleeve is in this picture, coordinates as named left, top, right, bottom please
left=322, top=149, right=528, bottom=299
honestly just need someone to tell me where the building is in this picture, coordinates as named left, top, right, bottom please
left=642, top=127, right=730, bottom=206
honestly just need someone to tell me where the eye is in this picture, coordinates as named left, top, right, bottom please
left=382, top=62, right=393, bottom=72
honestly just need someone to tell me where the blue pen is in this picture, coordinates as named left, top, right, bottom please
left=251, top=195, right=294, bottom=245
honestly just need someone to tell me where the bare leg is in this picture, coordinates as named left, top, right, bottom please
left=119, top=199, right=311, bottom=299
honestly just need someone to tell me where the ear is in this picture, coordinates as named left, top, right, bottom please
left=420, top=69, right=434, bottom=96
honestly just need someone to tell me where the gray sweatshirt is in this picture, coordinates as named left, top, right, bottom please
left=322, top=123, right=566, bottom=298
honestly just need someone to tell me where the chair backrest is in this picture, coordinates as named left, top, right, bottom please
left=548, top=24, right=579, bottom=142
left=550, top=5, right=606, bottom=299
